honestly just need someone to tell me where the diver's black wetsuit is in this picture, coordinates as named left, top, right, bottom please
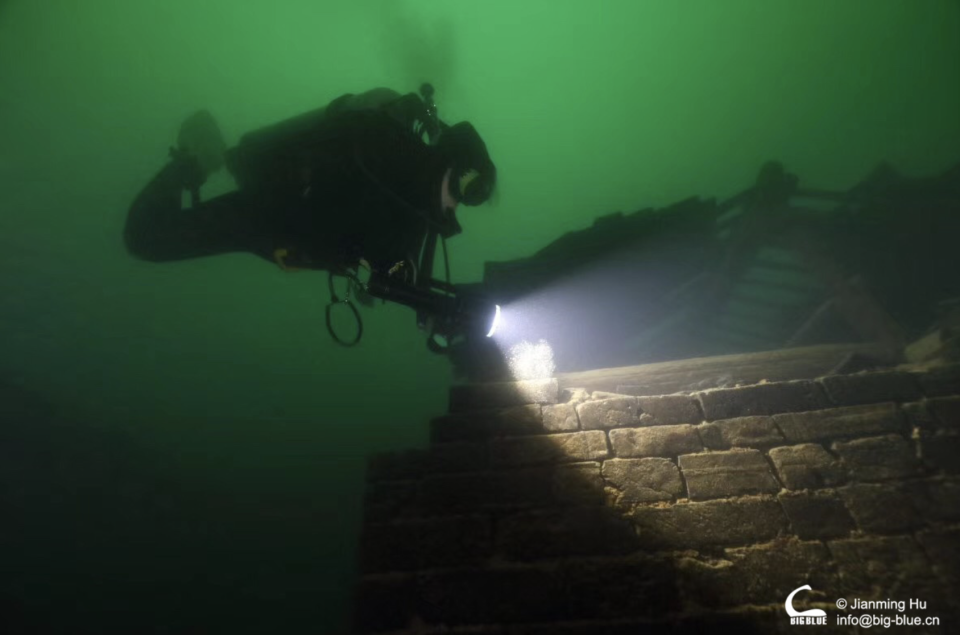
left=124, top=91, right=449, bottom=275
left=124, top=157, right=275, bottom=262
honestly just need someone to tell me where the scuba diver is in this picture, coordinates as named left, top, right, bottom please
left=123, top=85, right=499, bottom=349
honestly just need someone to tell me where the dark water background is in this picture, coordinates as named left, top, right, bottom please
left=1, top=1, right=958, bottom=632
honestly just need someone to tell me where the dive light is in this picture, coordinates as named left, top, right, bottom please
left=365, top=271, right=501, bottom=345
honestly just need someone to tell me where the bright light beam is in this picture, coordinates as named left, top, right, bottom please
left=486, top=304, right=502, bottom=337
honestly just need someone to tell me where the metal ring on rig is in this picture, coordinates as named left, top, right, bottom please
left=325, top=299, right=363, bottom=346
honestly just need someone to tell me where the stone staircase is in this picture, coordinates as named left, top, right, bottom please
left=350, top=345, right=959, bottom=634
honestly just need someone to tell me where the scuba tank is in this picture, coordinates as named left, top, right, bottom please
left=224, top=84, right=442, bottom=194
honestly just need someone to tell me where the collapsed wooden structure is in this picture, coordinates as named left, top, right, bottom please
left=451, top=159, right=960, bottom=380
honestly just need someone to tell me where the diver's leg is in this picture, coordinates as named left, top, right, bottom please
left=123, top=153, right=269, bottom=262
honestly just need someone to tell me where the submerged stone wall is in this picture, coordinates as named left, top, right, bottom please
left=350, top=360, right=960, bottom=634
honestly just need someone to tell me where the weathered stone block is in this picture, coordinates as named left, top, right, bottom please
left=419, top=472, right=494, bottom=513
left=914, top=363, right=960, bottom=397
left=820, top=371, right=922, bottom=406
left=576, top=396, right=638, bottom=430
left=928, top=396, right=960, bottom=429
left=430, top=404, right=542, bottom=442
left=827, top=536, right=935, bottom=599
left=561, top=556, right=683, bottom=620
left=904, top=477, right=960, bottom=522
left=774, top=403, right=905, bottom=443
left=426, top=442, right=488, bottom=473
left=363, top=480, right=420, bottom=522
left=562, top=387, right=590, bottom=403
left=591, top=390, right=634, bottom=400
left=609, top=425, right=702, bottom=458
left=553, top=461, right=605, bottom=505
left=366, top=448, right=429, bottom=482
left=359, top=515, right=493, bottom=573
left=419, top=464, right=611, bottom=513
left=352, top=574, right=417, bottom=632
left=831, top=434, right=922, bottom=482
left=698, top=380, right=830, bottom=421
left=420, top=469, right=553, bottom=513
left=698, top=416, right=784, bottom=450
left=497, top=507, right=639, bottom=561
left=837, top=483, right=923, bottom=534
left=416, top=566, right=566, bottom=624
left=636, top=394, right=703, bottom=425
left=767, top=443, right=846, bottom=490
left=490, top=431, right=609, bottom=467
left=363, top=443, right=483, bottom=481
left=617, top=383, right=682, bottom=397
left=677, top=539, right=833, bottom=609
left=902, top=400, right=937, bottom=431
left=449, top=378, right=559, bottom=413
left=417, top=516, right=494, bottom=570
left=496, top=469, right=560, bottom=509
left=918, top=431, right=960, bottom=474
left=630, top=496, right=787, bottom=549
left=541, top=402, right=579, bottom=432
left=778, top=490, right=855, bottom=540
left=678, top=450, right=780, bottom=500
left=601, top=458, right=684, bottom=503
left=917, top=527, right=960, bottom=584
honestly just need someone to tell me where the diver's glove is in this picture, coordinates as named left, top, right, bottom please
left=351, top=258, right=376, bottom=307
left=176, top=109, right=226, bottom=179
left=168, top=146, right=208, bottom=191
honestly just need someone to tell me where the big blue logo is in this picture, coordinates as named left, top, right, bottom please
left=786, top=585, right=828, bottom=626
